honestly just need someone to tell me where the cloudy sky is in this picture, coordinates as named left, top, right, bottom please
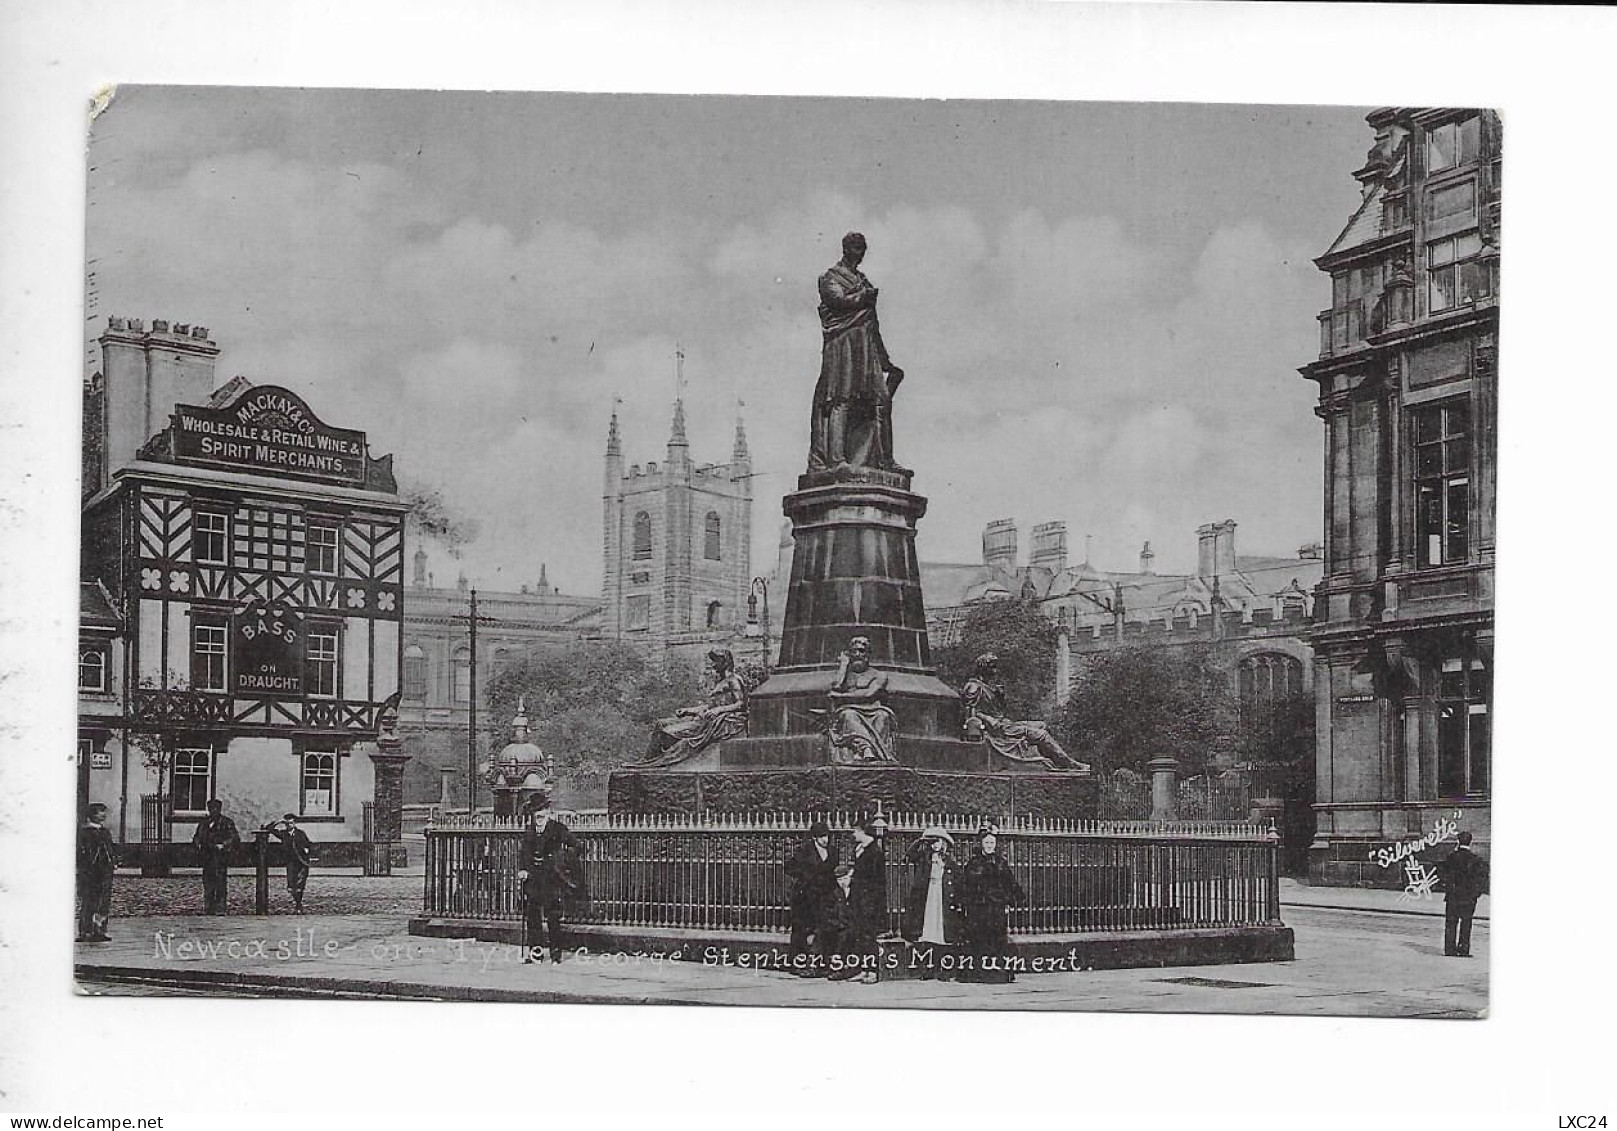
left=87, top=88, right=1370, bottom=595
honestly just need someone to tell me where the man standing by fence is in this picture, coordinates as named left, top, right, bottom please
left=518, top=796, right=584, bottom=964
left=191, top=799, right=241, bottom=914
left=785, top=820, right=839, bottom=974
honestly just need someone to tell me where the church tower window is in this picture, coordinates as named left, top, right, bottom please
left=633, top=512, right=652, bottom=560
left=704, top=512, right=722, bottom=561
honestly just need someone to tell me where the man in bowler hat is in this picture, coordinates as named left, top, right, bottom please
left=1435, top=831, right=1488, bottom=957
left=785, top=819, right=840, bottom=974
left=518, top=796, right=583, bottom=964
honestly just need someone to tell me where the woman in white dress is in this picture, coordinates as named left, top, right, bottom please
left=901, top=826, right=962, bottom=979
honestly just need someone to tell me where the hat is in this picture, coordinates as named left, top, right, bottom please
left=921, top=826, right=955, bottom=846
left=834, top=862, right=855, bottom=877
left=808, top=820, right=831, bottom=838
left=283, top=812, right=298, bottom=821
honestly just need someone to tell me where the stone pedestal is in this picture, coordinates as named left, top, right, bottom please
left=1147, top=757, right=1181, bottom=823
left=745, top=469, right=962, bottom=741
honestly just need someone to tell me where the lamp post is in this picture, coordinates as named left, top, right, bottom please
left=746, top=576, right=772, bottom=677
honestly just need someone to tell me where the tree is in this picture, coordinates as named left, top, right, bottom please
left=483, top=642, right=705, bottom=777
left=400, top=478, right=481, bottom=559
left=933, top=597, right=1059, bottom=719
left=1056, top=644, right=1236, bottom=777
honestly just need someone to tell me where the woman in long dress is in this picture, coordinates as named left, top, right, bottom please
left=636, top=648, right=748, bottom=768
left=958, top=826, right=1028, bottom=984
left=901, top=827, right=962, bottom=979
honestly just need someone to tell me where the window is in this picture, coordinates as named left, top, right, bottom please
left=1329, top=263, right=1382, bottom=350
left=1426, top=180, right=1476, bottom=224
left=79, top=647, right=107, bottom=693
left=1425, top=116, right=1481, bottom=174
left=1413, top=402, right=1472, bottom=568
left=305, top=626, right=340, bottom=699
left=301, top=750, right=337, bottom=816
left=452, top=646, right=471, bottom=703
left=1437, top=657, right=1490, bottom=798
left=191, top=616, right=229, bottom=692
left=633, top=512, right=652, bottom=560
left=306, top=521, right=341, bottom=576
left=234, top=507, right=301, bottom=572
left=194, top=510, right=229, bottom=565
left=706, top=600, right=722, bottom=629
left=626, top=595, right=650, bottom=633
left=172, top=747, right=214, bottom=813
left=1238, top=653, right=1309, bottom=763
left=403, top=645, right=427, bottom=701
left=1427, top=233, right=1484, bottom=314
left=704, top=512, right=722, bottom=561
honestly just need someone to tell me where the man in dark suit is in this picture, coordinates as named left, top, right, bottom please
left=191, top=799, right=240, bottom=914
left=518, top=797, right=583, bottom=964
left=1435, top=831, right=1489, bottom=957
left=785, top=820, right=839, bottom=974
left=267, top=813, right=315, bottom=913
left=837, top=821, right=886, bottom=983
left=76, top=803, right=118, bottom=942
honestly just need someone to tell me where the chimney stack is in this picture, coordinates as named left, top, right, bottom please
left=1030, top=522, right=1067, bottom=572
left=96, top=317, right=220, bottom=481
left=1196, top=520, right=1237, bottom=580
left=982, top=519, right=1019, bottom=570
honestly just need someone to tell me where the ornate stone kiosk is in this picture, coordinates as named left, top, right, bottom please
left=611, top=233, right=1094, bottom=818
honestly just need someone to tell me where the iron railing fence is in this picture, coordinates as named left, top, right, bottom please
left=422, top=811, right=1280, bottom=937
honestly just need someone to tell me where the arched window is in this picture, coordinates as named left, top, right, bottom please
left=633, top=512, right=652, bottom=560
left=452, top=646, right=471, bottom=703
left=491, top=647, right=511, bottom=685
left=706, top=600, right=722, bottom=628
left=79, top=647, right=107, bottom=693
left=704, top=512, right=722, bottom=561
left=403, top=645, right=427, bottom=701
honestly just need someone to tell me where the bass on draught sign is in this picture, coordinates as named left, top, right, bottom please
left=234, top=599, right=305, bottom=695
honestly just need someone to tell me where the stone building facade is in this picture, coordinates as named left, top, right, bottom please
left=600, top=402, right=754, bottom=664
left=396, top=551, right=600, bottom=807
left=1299, top=108, right=1500, bottom=885
left=79, top=318, right=407, bottom=852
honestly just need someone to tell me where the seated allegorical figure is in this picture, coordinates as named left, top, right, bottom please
left=959, top=652, right=1089, bottom=772
left=824, top=635, right=899, bottom=764
left=635, top=648, right=749, bottom=768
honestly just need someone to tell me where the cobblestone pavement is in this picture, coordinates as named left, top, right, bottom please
left=73, top=903, right=1487, bottom=1017
left=108, top=872, right=421, bottom=918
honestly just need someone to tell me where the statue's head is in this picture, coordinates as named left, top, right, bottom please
left=841, top=231, right=867, bottom=265
left=707, top=648, right=734, bottom=675
left=974, top=652, right=999, bottom=676
left=848, top=636, right=871, bottom=670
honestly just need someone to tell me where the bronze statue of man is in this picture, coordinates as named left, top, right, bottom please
left=809, top=232, right=905, bottom=473
left=825, top=636, right=899, bottom=764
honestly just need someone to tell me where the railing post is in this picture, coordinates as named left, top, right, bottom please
left=254, top=828, right=271, bottom=916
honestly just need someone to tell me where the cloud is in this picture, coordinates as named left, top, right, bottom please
left=89, top=136, right=1329, bottom=595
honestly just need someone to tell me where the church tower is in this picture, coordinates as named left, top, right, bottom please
left=601, top=393, right=753, bottom=662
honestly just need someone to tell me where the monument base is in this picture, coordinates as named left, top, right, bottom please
left=608, top=764, right=1097, bottom=819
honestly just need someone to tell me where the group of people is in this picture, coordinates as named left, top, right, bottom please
left=785, top=819, right=1029, bottom=983
left=74, top=798, right=315, bottom=941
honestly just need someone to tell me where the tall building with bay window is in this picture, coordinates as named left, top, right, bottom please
left=1299, top=108, right=1500, bottom=885
left=79, top=317, right=408, bottom=853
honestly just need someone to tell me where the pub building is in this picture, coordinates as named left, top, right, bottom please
left=79, top=317, right=408, bottom=857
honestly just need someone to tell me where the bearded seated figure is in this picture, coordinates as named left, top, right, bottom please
left=636, top=648, right=748, bottom=769
left=960, top=652, right=1089, bottom=773
left=822, top=636, right=899, bottom=764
